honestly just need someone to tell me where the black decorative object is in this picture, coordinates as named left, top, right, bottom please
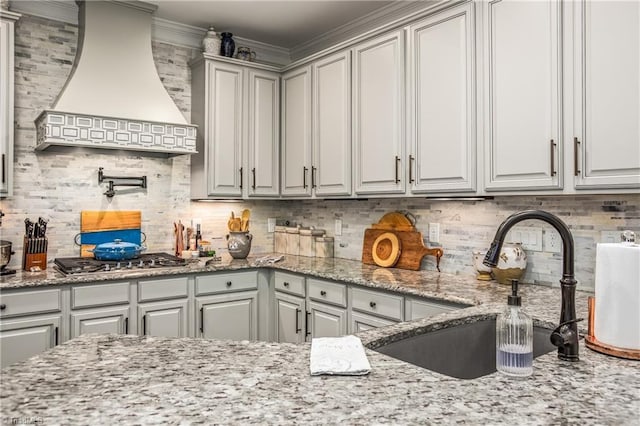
left=220, top=32, right=235, bottom=57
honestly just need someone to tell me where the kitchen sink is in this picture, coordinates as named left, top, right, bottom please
left=374, top=318, right=556, bottom=379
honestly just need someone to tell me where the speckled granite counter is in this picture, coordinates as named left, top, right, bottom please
left=2, top=255, right=639, bottom=424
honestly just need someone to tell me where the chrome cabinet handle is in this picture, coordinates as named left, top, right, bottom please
left=574, top=137, right=581, bottom=176
left=550, top=139, right=557, bottom=177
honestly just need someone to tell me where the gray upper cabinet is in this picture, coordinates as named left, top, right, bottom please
left=312, top=50, right=352, bottom=197
left=281, top=65, right=313, bottom=197
left=353, top=30, right=406, bottom=195
left=0, top=10, right=19, bottom=198
left=191, top=56, right=280, bottom=199
left=481, top=0, right=563, bottom=191
left=571, top=0, right=640, bottom=190
left=408, top=2, right=476, bottom=194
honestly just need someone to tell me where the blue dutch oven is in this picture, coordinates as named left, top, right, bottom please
left=90, top=239, right=146, bottom=261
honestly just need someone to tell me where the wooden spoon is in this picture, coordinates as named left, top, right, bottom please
left=241, top=209, right=250, bottom=231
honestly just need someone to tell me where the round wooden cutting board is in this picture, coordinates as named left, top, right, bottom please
left=372, top=232, right=402, bottom=267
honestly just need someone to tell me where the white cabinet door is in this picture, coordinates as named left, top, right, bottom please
left=482, top=0, right=562, bottom=191
left=0, top=12, right=19, bottom=197
left=139, top=299, right=189, bottom=338
left=205, top=61, right=244, bottom=197
left=281, top=66, right=312, bottom=197
left=353, top=30, right=405, bottom=195
left=0, top=314, right=61, bottom=368
left=308, top=301, right=347, bottom=338
left=572, top=0, right=640, bottom=189
left=404, top=298, right=462, bottom=321
left=247, top=69, right=280, bottom=196
left=70, top=306, right=130, bottom=338
left=409, top=3, right=476, bottom=193
left=313, top=50, right=352, bottom=196
left=274, top=291, right=306, bottom=343
left=350, top=311, right=396, bottom=333
left=197, top=291, right=258, bottom=341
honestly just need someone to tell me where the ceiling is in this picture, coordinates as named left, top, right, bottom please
left=148, top=1, right=395, bottom=48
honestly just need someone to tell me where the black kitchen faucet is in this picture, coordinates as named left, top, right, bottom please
left=484, top=210, right=581, bottom=362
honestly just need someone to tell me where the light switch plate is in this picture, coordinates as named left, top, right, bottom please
left=335, top=219, right=342, bottom=236
left=543, top=229, right=562, bottom=253
left=267, top=218, right=276, bottom=233
left=506, top=227, right=543, bottom=252
left=428, top=223, right=440, bottom=243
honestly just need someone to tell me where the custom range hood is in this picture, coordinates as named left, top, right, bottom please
left=35, top=1, right=197, bottom=155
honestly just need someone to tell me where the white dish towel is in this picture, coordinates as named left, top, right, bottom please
left=310, top=335, right=371, bottom=376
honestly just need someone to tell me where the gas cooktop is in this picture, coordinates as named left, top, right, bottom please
left=54, top=252, right=186, bottom=275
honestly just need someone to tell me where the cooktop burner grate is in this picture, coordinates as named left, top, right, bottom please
left=54, top=252, right=186, bottom=275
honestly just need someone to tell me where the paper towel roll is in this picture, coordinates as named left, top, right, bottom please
left=594, top=243, right=640, bottom=350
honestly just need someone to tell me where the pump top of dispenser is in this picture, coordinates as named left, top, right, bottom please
left=508, top=279, right=522, bottom=307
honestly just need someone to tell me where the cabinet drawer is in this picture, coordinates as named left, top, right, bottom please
left=0, top=288, right=62, bottom=318
left=71, top=281, right=130, bottom=309
left=138, top=277, right=189, bottom=302
left=274, top=271, right=305, bottom=297
left=195, top=271, right=257, bottom=295
left=351, top=287, right=403, bottom=321
left=307, top=278, right=347, bottom=307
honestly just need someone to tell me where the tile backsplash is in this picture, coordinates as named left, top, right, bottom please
left=1, top=14, right=638, bottom=291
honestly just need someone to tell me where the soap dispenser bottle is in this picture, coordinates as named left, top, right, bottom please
left=496, top=279, right=533, bottom=377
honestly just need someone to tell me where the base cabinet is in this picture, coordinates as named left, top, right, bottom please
left=350, top=311, right=396, bottom=333
left=0, top=314, right=61, bottom=368
left=274, top=291, right=306, bottom=343
left=70, top=306, right=130, bottom=338
left=138, top=300, right=189, bottom=338
left=307, top=301, right=347, bottom=338
left=197, top=291, right=258, bottom=341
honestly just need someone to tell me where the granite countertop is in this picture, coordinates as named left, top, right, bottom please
left=1, top=255, right=639, bottom=424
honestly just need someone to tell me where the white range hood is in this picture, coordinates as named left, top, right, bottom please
left=35, top=0, right=197, bottom=155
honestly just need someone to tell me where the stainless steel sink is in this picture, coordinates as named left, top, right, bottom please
left=374, top=318, right=556, bottom=379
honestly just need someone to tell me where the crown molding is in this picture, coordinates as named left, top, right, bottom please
left=9, top=0, right=291, bottom=65
left=289, top=0, right=452, bottom=61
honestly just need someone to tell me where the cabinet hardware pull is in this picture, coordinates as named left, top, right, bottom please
left=311, top=166, right=317, bottom=189
left=320, top=290, right=326, bottom=296
left=142, top=314, right=147, bottom=335
left=283, top=281, right=289, bottom=287
left=226, top=281, right=232, bottom=287
left=239, top=167, right=243, bottom=189
left=1, top=153, right=5, bottom=184
left=550, top=139, right=557, bottom=177
left=251, top=168, right=256, bottom=190
left=54, top=326, right=59, bottom=346
left=574, top=137, right=581, bottom=176
left=295, top=308, right=301, bottom=333
left=200, top=307, right=204, bottom=333
left=124, top=317, right=129, bottom=334
left=0, top=304, right=6, bottom=310
left=409, top=155, right=415, bottom=183
left=395, top=156, right=401, bottom=184
left=305, top=311, right=311, bottom=336
left=303, top=166, right=308, bottom=189
left=369, top=301, right=377, bottom=308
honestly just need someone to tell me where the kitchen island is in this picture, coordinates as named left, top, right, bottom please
left=1, top=256, right=639, bottom=424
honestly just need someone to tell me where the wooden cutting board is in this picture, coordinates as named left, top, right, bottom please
left=370, top=212, right=416, bottom=232
left=362, top=228, right=443, bottom=271
left=80, top=210, right=142, bottom=257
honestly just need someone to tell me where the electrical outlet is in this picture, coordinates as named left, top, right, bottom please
left=506, top=227, right=543, bottom=252
left=334, top=219, right=342, bottom=236
left=543, top=229, right=562, bottom=253
left=267, top=218, right=276, bottom=233
left=600, top=230, right=620, bottom=243
left=429, top=223, right=440, bottom=243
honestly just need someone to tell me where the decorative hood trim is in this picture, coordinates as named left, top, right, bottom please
left=35, top=1, right=197, bottom=155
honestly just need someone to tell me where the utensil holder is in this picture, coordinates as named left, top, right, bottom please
left=22, top=236, right=48, bottom=271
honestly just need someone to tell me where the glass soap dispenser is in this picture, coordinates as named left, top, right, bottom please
left=496, top=279, right=533, bottom=377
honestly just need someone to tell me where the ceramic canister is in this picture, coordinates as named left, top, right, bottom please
left=491, top=242, right=528, bottom=285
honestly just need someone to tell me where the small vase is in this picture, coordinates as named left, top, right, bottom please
left=220, top=32, right=235, bottom=58
left=492, top=242, right=528, bottom=285
left=226, top=231, right=252, bottom=259
left=472, top=251, right=493, bottom=281
left=202, top=26, right=221, bottom=55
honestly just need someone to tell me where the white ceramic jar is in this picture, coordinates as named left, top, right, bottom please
left=202, top=26, right=221, bottom=55
left=491, top=242, right=528, bottom=285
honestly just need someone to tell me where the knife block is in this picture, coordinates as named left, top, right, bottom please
left=22, top=236, right=48, bottom=271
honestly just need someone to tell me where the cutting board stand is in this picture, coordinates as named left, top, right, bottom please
left=362, top=213, right=443, bottom=271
